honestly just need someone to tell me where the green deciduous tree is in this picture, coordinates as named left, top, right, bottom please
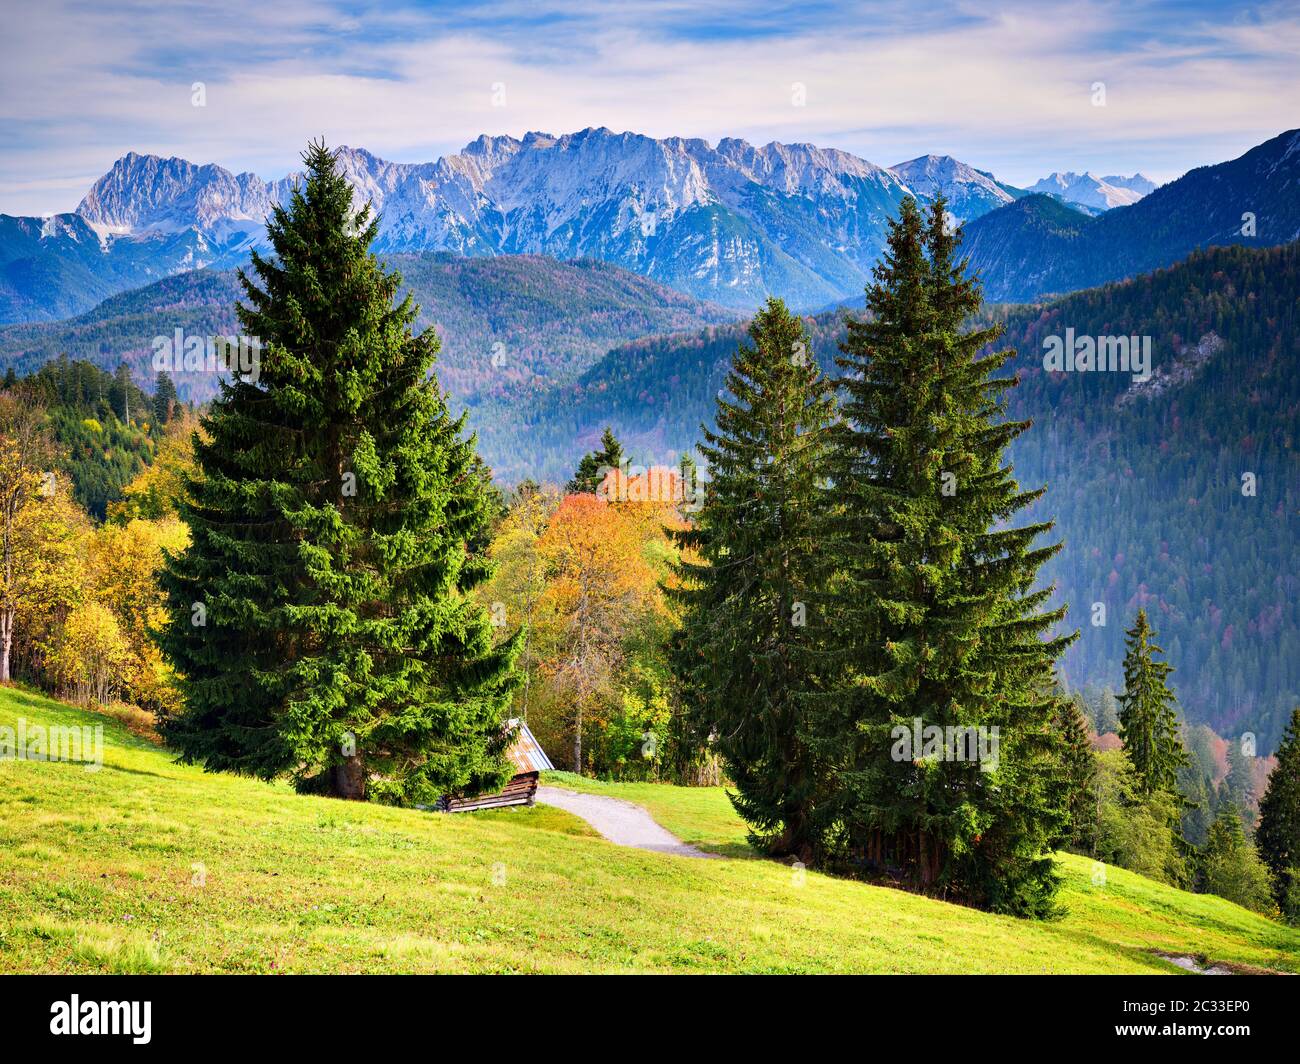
left=160, top=141, right=520, bottom=803
left=1201, top=806, right=1275, bottom=914
left=1093, top=749, right=1187, bottom=885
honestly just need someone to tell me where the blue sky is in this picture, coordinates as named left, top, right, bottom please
left=1, top=0, right=1296, bottom=215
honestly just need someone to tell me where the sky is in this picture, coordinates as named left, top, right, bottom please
left=1, top=0, right=1297, bottom=216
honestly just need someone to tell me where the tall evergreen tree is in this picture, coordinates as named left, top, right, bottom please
left=109, top=362, right=133, bottom=423
left=1055, top=693, right=1098, bottom=852
left=1117, top=609, right=1189, bottom=798
left=670, top=298, right=835, bottom=861
left=160, top=141, right=520, bottom=803
left=152, top=371, right=178, bottom=428
left=1095, top=687, right=1120, bottom=735
left=1257, top=706, right=1300, bottom=915
left=1178, top=761, right=1214, bottom=849
left=1222, top=734, right=1258, bottom=828
left=567, top=426, right=625, bottom=494
left=813, top=196, right=1074, bottom=916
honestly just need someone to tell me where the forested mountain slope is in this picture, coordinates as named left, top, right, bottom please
left=483, top=243, right=1299, bottom=751
left=0, top=254, right=736, bottom=405
left=963, top=129, right=1300, bottom=302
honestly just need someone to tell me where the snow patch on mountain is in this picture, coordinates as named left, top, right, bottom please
left=1025, top=171, right=1156, bottom=211
left=69, top=128, right=947, bottom=309
left=888, top=154, right=1021, bottom=221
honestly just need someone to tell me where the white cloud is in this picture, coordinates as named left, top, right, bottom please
left=1, top=0, right=1296, bottom=214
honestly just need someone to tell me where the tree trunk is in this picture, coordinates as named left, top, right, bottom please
left=0, top=606, right=12, bottom=683
left=776, top=816, right=814, bottom=865
left=573, top=703, right=583, bottom=775
left=331, top=754, right=366, bottom=800
left=521, top=626, right=531, bottom=721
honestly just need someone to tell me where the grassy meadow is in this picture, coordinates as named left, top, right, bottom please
left=2, top=686, right=1297, bottom=974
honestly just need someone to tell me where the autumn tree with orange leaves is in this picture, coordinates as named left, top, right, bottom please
left=534, top=493, right=660, bottom=772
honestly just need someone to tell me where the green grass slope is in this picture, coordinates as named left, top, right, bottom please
left=1, top=687, right=1296, bottom=974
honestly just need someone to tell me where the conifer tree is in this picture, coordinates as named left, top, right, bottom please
left=110, top=362, right=133, bottom=423
left=1117, top=609, right=1188, bottom=798
left=567, top=426, right=624, bottom=494
left=1222, top=735, right=1258, bottom=827
left=152, top=371, right=178, bottom=428
left=1055, top=693, right=1098, bottom=852
left=160, top=141, right=520, bottom=803
left=1200, top=806, right=1275, bottom=913
left=1095, top=687, right=1120, bottom=735
left=670, top=298, right=835, bottom=861
left=1179, top=760, right=1214, bottom=849
left=1257, top=706, right=1300, bottom=915
left=814, top=196, right=1074, bottom=915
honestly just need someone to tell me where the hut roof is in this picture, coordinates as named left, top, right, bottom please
left=506, top=719, right=555, bottom=774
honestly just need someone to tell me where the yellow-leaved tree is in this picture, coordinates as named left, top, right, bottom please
left=86, top=517, right=189, bottom=714
left=107, top=413, right=200, bottom=523
left=0, top=395, right=79, bottom=683
left=534, top=492, right=660, bottom=773
left=478, top=483, right=560, bottom=721
left=46, top=601, right=132, bottom=706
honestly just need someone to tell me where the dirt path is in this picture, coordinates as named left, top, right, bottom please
left=535, top=786, right=718, bottom=859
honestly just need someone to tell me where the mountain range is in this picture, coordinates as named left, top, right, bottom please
left=1025, top=171, right=1157, bottom=210
left=2, top=127, right=1202, bottom=324
left=962, top=129, right=1300, bottom=303
left=7, top=130, right=922, bottom=318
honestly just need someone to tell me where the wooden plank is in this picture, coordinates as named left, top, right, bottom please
left=436, top=771, right=538, bottom=813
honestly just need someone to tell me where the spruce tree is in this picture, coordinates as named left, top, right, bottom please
left=110, top=362, right=133, bottom=423
left=1223, top=735, right=1258, bottom=827
left=814, top=196, right=1074, bottom=916
left=670, top=298, right=835, bottom=861
left=153, top=371, right=178, bottom=428
left=160, top=141, right=520, bottom=803
left=1179, top=760, right=1214, bottom=849
left=1055, top=693, right=1098, bottom=852
left=1095, top=687, right=1120, bottom=735
left=567, top=426, right=624, bottom=494
left=1117, top=609, right=1188, bottom=798
left=1257, top=706, right=1300, bottom=915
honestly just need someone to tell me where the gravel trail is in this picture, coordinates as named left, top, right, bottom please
left=534, top=786, right=718, bottom=859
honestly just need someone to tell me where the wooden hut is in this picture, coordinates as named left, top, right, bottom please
left=436, top=719, right=555, bottom=813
